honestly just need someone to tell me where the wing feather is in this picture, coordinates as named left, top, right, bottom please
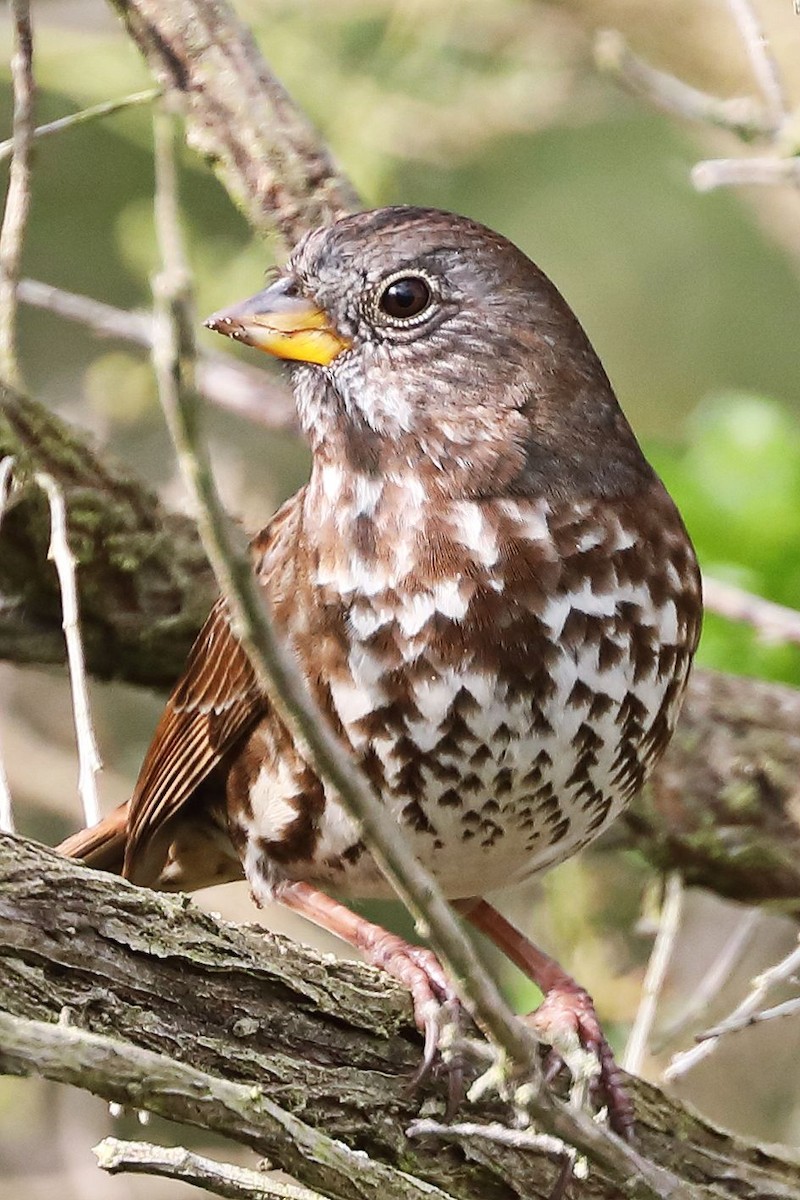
left=123, top=597, right=264, bottom=875
left=122, top=491, right=305, bottom=881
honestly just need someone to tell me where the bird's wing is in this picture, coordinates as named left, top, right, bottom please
left=123, top=491, right=304, bottom=880
left=123, top=595, right=264, bottom=876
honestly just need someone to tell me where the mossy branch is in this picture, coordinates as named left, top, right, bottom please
left=0, top=383, right=215, bottom=686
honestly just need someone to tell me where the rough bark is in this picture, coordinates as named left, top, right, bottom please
left=2, top=832, right=799, bottom=1200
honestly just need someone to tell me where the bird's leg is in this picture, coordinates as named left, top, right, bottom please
left=275, top=880, right=463, bottom=1081
left=464, top=898, right=635, bottom=1141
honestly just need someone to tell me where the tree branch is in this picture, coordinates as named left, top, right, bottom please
left=627, top=668, right=800, bottom=913
left=2, top=833, right=800, bottom=1200
left=0, top=0, right=35, bottom=387
left=106, top=0, right=359, bottom=249
left=94, top=1139, right=331, bottom=1200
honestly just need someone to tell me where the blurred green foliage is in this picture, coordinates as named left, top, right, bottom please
left=652, top=393, right=800, bottom=686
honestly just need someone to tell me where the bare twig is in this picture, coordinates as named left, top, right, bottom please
left=702, top=577, right=800, bottom=646
left=701, top=995, right=800, bottom=1039
left=17, top=277, right=296, bottom=431
left=0, top=89, right=159, bottom=163
left=0, top=457, right=16, bottom=834
left=598, top=10, right=798, bottom=199
left=623, top=873, right=684, bottom=1076
left=95, top=1139, right=330, bottom=1200
left=0, top=0, right=35, bottom=387
left=594, top=31, right=775, bottom=139
left=656, top=908, right=760, bottom=1050
left=18, top=277, right=152, bottom=340
left=34, top=473, right=102, bottom=826
left=408, top=1117, right=571, bottom=1158
left=692, top=156, right=800, bottom=192
left=666, top=937, right=800, bottom=1081
left=726, top=0, right=789, bottom=129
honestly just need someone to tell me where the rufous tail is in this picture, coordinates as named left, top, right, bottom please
left=57, top=803, right=128, bottom=875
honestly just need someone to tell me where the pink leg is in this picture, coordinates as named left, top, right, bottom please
left=276, top=881, right=460, bottom=1078
left=464, top=899, right=635, bottom=1140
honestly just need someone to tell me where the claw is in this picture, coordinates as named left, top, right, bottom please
left=411, top=1009, right=442, bottom=1090
left=525, top=989, right=635, bottom=1141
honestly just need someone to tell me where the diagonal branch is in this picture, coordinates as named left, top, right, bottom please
left=106, top=0, right=359, bottom=249
left=94, top=1140, right=332, bottom=1200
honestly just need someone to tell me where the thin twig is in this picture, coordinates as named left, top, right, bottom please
left=700, top=995, right=800, bottom=1039
left=0, top=89, right=159, bottom=164
left=666, top=937, right=800, bottom=1081
left=34, top=473, right=102, bottom=827
left=0, top=0, right=35, bottom=387
left=408, top=1119, right=585, bottom=1198
left=408, top=1117, right=570, bottom=1157
left=17, top=277, right=296, bottom=431
left=702, top=577, right=800, bottom=646
left=95, top=1139, right=330, bottom=1200
left=726, top=0, right=788, bottom=128
left=623, top=873, right=684, bottom=1075
left=656, top=908, right=760, bottom=1050
left=692, top=156, right=800, bottom=192
left=149, top=98, right=687, bottom=1200
left=594, top=31, right=775, bottom=139
left=18, top=277, right=151, bottom=340
left=0, top=457, right=16, bottom=834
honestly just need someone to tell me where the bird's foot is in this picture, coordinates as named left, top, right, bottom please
left=525, top=984, right=634, bottom=1141
left=276, top=881, right=468, bottom=1104
left=463, top=899, right=634, bottom=1140
left=357, top=927, right=468, bottom=1103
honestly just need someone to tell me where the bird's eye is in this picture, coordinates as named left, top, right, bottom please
left=377, top=275, right=433, bottom=322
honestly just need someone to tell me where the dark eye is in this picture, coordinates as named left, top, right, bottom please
left=378, top=275, right=433, bottom=321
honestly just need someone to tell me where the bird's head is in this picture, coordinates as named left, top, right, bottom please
left=206, top=207, right=650, bottom=499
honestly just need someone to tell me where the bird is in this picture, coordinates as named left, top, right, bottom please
left=59, top=206, right=702, bottom=1138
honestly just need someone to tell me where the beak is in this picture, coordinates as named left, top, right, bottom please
left=204, top=276, right=350, bottom=367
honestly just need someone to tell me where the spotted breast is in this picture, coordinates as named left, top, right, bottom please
left=227, top=462, right=699, bottom=902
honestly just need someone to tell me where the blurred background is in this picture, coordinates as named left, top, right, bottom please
left=2, top=0, right=800, bottom=1195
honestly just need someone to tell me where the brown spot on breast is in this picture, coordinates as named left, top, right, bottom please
left=402, top=799, right=436, bottom=834
left=567, top=678, right=593, bottom=708
left=588, top=692, right=614, bottom=721
left=598, top=635, right=625, bottom=671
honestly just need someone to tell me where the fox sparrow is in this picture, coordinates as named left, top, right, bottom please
left=59, top=206, right=702, bottom=1137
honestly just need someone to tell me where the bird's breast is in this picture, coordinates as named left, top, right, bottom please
left=235, top=478, right=700, bottom=900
